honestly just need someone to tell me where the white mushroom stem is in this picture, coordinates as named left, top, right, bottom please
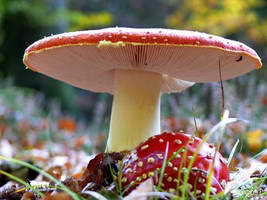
left=106, top=69, right=162, bottom=152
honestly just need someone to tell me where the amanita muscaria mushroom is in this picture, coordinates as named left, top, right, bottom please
left=121, top=132, right=230, bottom=198
left=23, top=27, right=261, bottom=152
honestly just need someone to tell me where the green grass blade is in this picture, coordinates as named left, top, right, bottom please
left=121, top=181, right=136, bottom=196
left=154, top=142, right=169, bottom=200
left=0, top=170, right=44, bottom=197
left=181, top=145, right=189, bottom=199
left=118, top=160, right=123, bottom=194
left=106, top=153, right=120, bottom=195
left=206, top=110, right=229, bottom=200
left=227, top=139, right=239, bottom=166
left=176, top=147, right=188, bottom=197
left=182, top=110, right=235, bottom=199
left=204, top=163, right=214, bottom=200
left=82, top=191, right=109, bottom=200
left=193, top=114, right=199, bottom=138
left=261, top=191, right=267, bottom=196
left=209, top=191, right=225, bottom=200
left=249, top=149, right=267, bottom=161
left=45, top=122, right=55, bottom=156
left=157, top=142, right=169, bottom=189
left=244, top=175, right=267, bottom=198
left=166, top=147, right=184, bottom=164
left=0, top=156, right=82, bottom=200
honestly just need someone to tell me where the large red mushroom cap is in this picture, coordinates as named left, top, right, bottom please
left=121, top=132, right=230, bottom=199
left=23, top=27, right=261, bottom=94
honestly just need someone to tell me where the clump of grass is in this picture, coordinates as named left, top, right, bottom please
left=0, top=156, right=82, bottom=200
left=106, top=152, right=136, bottom=197
left=106, top=153, right=121, bottom=195
left=0, top=169, right=44, bottom=197
left=1, top=111, right=262, bottom=200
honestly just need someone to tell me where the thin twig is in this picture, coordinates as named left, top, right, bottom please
left=219, top=59, right=225, bottom=118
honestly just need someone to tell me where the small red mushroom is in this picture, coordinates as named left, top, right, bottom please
left=121, top=132, right=230, bottom=199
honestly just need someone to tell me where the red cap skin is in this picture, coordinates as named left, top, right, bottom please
left=23, top=27, right=262, bottom=90
left=25, top=28, right=260, bottom=61
left=121, top=132, right=230, bottom=199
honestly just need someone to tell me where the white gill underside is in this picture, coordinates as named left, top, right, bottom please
left=27, top=43, right=256, bottom=94
left=106, top=70, right=161, bottom=152
left=25, top=43, right=257, bottom=94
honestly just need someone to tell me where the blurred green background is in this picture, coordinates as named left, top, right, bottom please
left=0, top=0, right=266, bottom=136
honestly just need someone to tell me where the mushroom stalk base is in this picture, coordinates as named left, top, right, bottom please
left=106, top=70, right=161, bottom=152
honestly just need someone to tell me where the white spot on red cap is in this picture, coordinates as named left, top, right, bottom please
left=168, top=162, right=173, bottom=167
left=157, top=154, right=163, bottom=159
left=182, top=167, right=187, bottom=172
left=167, top=176, right=172, bottom=182
left=210, top=187, right=217, bottom=193
left=136, top=177, right=142, bottom=182
left=148, top=157, right=155, bottom=163
left=148, top=172, right=154, bottom=177
left=127, top=168, right=133, bottom=173
left=142, top=174, right=147, bottom=179
left=196, top=190, right=202, bottom=194
left=169, top=188, right=176, bottom=193
left=175, top=154, right=181, bottom=158
left=141, top=144, right=149, bottom=150
left=187, top=183, right=192, bottom=189
left=198, top=178, right=205, bottom=183
left=138, top=161, right=143, bottom=167
left=174, top=139, right=182, bottom=144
